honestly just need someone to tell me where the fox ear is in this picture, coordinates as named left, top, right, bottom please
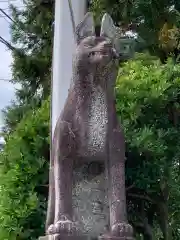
left=100, top=13, right=116, bottom=39
left=75, top=12, right=95, bottom=43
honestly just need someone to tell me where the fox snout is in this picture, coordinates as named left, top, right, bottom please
left=98, top=40, right=119, bottom=59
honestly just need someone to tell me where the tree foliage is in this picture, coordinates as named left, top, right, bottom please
left=116, top=54, right=180, bottom=239
left=0, top=99, right=49, bottom=240
left=90, top=0, right=180, bottom=62
left=10, top=0, right=54, bottom=101
left=2, top=0, right=54, bottom=135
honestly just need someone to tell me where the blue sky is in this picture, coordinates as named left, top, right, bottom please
left=0, top=0, right=22, bottom=128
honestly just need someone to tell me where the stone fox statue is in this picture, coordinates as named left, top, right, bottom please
left=46, top=12, right=133, bottom=238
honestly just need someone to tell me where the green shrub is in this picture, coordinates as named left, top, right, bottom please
left=116, top=54, right=180, bottom=238
left=0, top=99, right=50, bottom=240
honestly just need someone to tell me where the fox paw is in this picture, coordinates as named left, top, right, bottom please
left=47, top=215, right=78, bottom=235
left=111, top=222, right=133, bottom=237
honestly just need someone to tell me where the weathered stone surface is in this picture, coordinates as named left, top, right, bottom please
left=99, top=237, right=133, bottom=240
left=73, top=163, right=109, bottom=238
left=39, top=235, right=90, bottom=240
left=45, top=12, right=133, bottom=239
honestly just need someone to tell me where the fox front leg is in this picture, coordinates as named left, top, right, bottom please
left=47, top=122, right=78, bottom=235
left=107, top=126, right=133, bottom=239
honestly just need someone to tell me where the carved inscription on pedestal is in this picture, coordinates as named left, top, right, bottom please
left=72, top=164, right=109, bottom=238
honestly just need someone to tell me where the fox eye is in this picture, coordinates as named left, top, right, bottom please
left=84, top=44, right=94, bottom=48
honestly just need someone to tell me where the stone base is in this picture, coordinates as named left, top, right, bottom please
left=99, top=235, right=134, bottom=240
left=99, top=237, right=133, bottom=240
left=39, top=235, right=90, bottom=240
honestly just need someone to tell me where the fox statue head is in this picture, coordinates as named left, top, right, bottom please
left=73, top=13, right=119, bottom=72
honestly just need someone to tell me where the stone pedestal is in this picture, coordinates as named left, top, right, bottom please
left=39, top=235, right=90, bottom=240
left=41, top=163, right=133, bottom=240
left=99, top=237, right=133, bottom=240
left=72, top=163, right=109, bottom=238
